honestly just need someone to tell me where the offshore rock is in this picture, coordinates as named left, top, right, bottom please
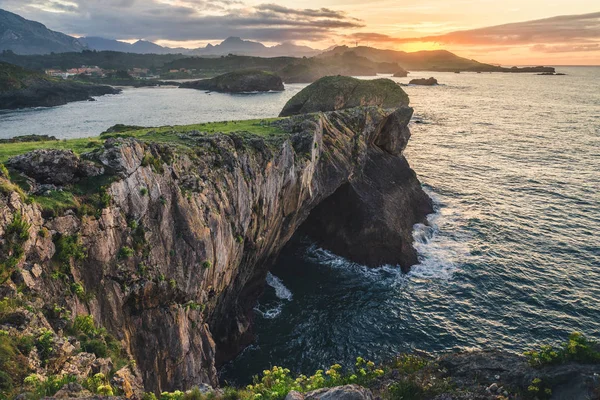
left=409, top=77, right=438, bottom=86
left=279, top=76, right=409, bottom=117
left=180, top=70, right=284, bottom=93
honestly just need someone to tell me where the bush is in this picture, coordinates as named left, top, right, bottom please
left=140, top=187, right=149, bottom=196
left=0, top=212, right=31, bottom=281
left=119, top=246, right=135, bottom=259
left=53, top=234, right=86, bottom=264
left=73, top=315, right=98, bottom=336
left=35, top=329, right=55, bottom=366
left=524, top=332, right=600, bottom=367
left=202, top=261, right=211, bottom=270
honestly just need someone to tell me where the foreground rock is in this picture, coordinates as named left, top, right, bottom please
left=0, top=61, right=120, bottom=109
left=286, top=385, right=373, bottom=400
left=279, top=76, right=409, bottom=117
left=180, top=70, right=284, bottom=93
left=1, top=104, right=430, bottom=394
left=409, top=77, right=438, bottom=85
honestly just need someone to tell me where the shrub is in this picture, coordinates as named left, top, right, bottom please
left=119, top=246, right=135, bottom=259
left=35, top=329, right=55, bottom=366
left=99, top=187, right=112, bottom=208
left=524, top=332, right=600, bottom=367
left=202, top=261, right=212, bottom=270
left=0, top=212, right=31, bottom=281
left=140, top=187, right=149, bottom=196
left=73, top=315, right=98, bottom=336
left=53, top=234, right=86, bottom=264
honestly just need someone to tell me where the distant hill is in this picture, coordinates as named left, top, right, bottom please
left=188, top=37, right=321, bottom=58
left=79, top=37, right=189, bottom=55
left=319, top=46, right=489, bottom=71
left=0, top=9, right=85, bottom=55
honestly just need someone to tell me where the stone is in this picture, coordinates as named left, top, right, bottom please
left=91, top=358, right=114, bottom=376
left=305, top=385, right=373, bottom=400
left=90, top=138, right=145, bottom=178
left=60, top=352, right=97, bottom=379
left=285, top=391, right=305, bottom=400
left=7, top=150, right=80, bottom=185
left=53, top=382, right=93, bottom=399
left=111, top=366, right=145, bottom=399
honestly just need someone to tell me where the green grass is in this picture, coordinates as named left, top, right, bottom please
left=0, top=138, right=103, bottom=164
left=0, top=118, right=286, bottom=164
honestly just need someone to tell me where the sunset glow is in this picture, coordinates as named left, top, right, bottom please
left=2, top=0, right=599, bottom=65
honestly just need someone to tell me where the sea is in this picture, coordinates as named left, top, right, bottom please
left=1, top=67, right=599, bottom=384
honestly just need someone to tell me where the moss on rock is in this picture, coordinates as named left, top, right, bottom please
left=279, top=76, right=409, bottom=117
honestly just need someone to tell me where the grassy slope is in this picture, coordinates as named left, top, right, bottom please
left=0, top=118, right=285, bottom=163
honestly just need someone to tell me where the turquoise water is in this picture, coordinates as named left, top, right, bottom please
left=220, top=67, right=600, bottom=383
left=1, top=67, right=598, bottom=385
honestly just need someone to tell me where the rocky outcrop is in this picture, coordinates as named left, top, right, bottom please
left=180, top=70, right=284, bottom=93
left=393, top=69, right=408, bottom=78
left=1, top=105, right=430, bottom=394
left=0, top=78, right=121, bottom=110
left=286, top=385, right=374, bottom=400
left=279, top=76, right=409, bottom=117
left=7, top=149, right=104, bottom=185
left=300, top=108, right=432, bottom=270
left=409, top=77, right=438, bottom=86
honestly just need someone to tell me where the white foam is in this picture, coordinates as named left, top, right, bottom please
left=254, top=303, right=284, bottom=319
left=302, top=186, right=469, bottom=283
left=266, top=272, right=293, bottom=301
left=408, top=187, right=471, bottom=280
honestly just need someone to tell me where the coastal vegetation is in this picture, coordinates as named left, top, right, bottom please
left=0, top=61, right=120, bottom=109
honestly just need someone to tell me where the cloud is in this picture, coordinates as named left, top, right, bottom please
left=531, top=43, right=600, bottom=53
left=347, top=12, right=600, bottom=50
left=1, top=0, right=363, bottom=42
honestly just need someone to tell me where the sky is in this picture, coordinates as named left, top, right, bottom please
left=2, top=0, right=599, bottom=65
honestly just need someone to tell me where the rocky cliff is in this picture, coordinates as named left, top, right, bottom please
left=0, top=106, right=431, bottom=395
left=0, top=61, right=121, bottom=109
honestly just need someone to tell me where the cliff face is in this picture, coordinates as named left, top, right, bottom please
left=0, top=106, right=431, bottom=394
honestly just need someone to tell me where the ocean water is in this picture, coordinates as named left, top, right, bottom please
left=220, top=67, right=600, bottom=383
left=1, top=67, right=599, bottom=384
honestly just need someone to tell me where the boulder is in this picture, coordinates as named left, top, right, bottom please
left=393, top=69, right=408, bottom=77
left=305, top=385, right=373, bottom=400
left=111, top=366, right=144, bottom=399
left=6, top=149, right=105, bottom=186
left=409, top=77, right=438, bottom=86
left=279, top=76, right=409, bottom=116
left=52, top=382, right=93, bottom=399
left=89, top=138, right=145, bottom=178
left=180, top=70, right=284, bottom=93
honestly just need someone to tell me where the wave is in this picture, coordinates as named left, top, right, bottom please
left=302, top=185, right=469, bottom=283
left=266, top=272, right=293, bottom=301
left=254, top=303, right=284, bottom=319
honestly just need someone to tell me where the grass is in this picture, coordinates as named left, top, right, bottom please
left=0, top=118, right=287, bottom=165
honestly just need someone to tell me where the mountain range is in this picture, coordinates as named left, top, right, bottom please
left=0, top=9, right=322, bottom=57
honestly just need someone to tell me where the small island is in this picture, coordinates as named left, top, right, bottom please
left=0, top=62, right=120, bottom=110
left=179, top=70, right=284, bottom=93
left=279, top=76, right=409, bottom=117
left=393, top=68, right=409, bottom=77
left=409, top=77, right=438, bottom=86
